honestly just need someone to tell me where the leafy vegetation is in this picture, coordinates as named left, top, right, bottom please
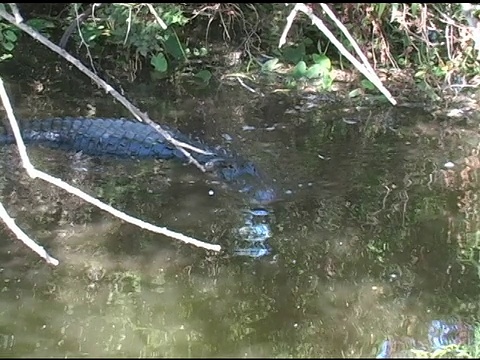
left=0, top=3, right=478, bottom=97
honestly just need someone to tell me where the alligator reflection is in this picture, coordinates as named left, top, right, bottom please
left=234, top=208, right=273, bottom=258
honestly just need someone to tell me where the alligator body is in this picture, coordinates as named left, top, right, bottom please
left=0, top=117, right=277, bottom=205
left=0, top=117, right=276, bottom=258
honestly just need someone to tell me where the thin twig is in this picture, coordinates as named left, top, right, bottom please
left=0, top=8, right=210, bottom=172
left=145, top=3, right=168, bottom=30
left=59, top=3, right=104, bottom=49
left=123, top=5, right=133, bottom=46
left=7, top=3, right=22, bottom=23
left=0, top=202, right=59, bottom=265
left=319, top=4, right=377, bottom=78
left=278, top=4, right=298, bottom=49
left=0, top=78, right=221, bottom=257
left=236, top=77, right=257, bottom=93
left=73, top=3, right=97, bottom=73
left=279, top=3, right=397, bottom=106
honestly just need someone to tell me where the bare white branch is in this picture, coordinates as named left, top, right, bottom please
left=279, top=3, right=397, bottom=106
left=0, top=202, right=59, bottom=266
left=146, top=3, right=168, bottom=30
left=7, top=3, right=22, bottom=23
left=0, top=78, right=221, bottom=264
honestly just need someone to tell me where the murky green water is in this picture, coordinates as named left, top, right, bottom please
left=1, top=56, right=480, bottom=357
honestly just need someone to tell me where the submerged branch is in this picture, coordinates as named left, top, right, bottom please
left=279, top=3, right=397, bottom=106
left=0, top=201, right=59, bottom=266
left=0, top=7, right=211, bottom=172
left=0, top=78, right=221, bottom=264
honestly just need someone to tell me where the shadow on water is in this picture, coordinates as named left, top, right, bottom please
left=1, top=63, right=480, bottom=357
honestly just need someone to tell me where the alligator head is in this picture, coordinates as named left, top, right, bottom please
left=205, top=157, right=277, bottom=205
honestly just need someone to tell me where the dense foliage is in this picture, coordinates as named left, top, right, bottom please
left=0, top=3, right=478, bottom=96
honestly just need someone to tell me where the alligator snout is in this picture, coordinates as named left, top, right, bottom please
left=210, top=158, right=278, bottom=204
left=250, top=187, right=278, bottom=205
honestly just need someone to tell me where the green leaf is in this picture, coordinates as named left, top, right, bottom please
left=163, top=9, right=188, bottom=26
left=150, top=53, right=168, bottom=73
left=0, top=53, right=12, bottom=61
left=303, top=37, right=313, bottom=47
left=292, top=61, right=307, bottom=79
left=360, top=79, right=375, bottom=90
left=322, top=73, right=334, bottom=89
left=2, top=41, right=14, bottom=52
left=261, top=58, right=280, bottom=72
left=26, top=19, right=55, bottom=33
left=161, top=30, right=186, bottom=61
left=195, top=69, right=212, bottom=83
left=377, top=3, right=387, bottom=18
left=411, top=3, right=419, bottom=16
left=414, top=70, right=426, bottom=78
left=312, top=54, right=331, bottom=70
left=348, top=88, right=362, bottom=98
left=3, top=30, right=17, bottom=43
left=282, top=44, right=305, bottom=64
left=305, top=64, right=324, bottom=79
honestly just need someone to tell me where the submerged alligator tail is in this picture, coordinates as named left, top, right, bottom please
left=0, top=117, right=277, bottom=204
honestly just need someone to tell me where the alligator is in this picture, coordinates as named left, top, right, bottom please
left=0, top=117, right=277, bottom=204
left=0, top=117, right=276, bottom=257
left=376, top=319, right=473, bottom=358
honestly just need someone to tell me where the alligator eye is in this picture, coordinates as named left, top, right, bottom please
left=205, top=158, right=226, bottom=170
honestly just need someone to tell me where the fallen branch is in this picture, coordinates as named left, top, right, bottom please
left=7, top=3, right=22, bottom=23
left=319, top=4, right=378, bottom=80
left=145, top=3, right=168, bottom=30
left=0, top=77, right=221, bottom=265
left=279, top=3, right=397, bottom=106
left=0, top=7, right=211, bottom=172
left=0, top=201, right=59, bottom=266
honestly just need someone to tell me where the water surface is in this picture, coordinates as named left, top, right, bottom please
left=0, top=64, right=479, bottom=357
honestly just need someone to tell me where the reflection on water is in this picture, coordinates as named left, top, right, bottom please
left=1, top=78, right=480, bottom=357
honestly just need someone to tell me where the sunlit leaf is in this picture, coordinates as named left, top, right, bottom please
left=195, top=69, right=212, bottom=83
left=305, top=64, right=324, bottom=79
left=261, top=58, right=280, bottom=72
left=3, top=30, right=17, bottom=43
left=414, top=70, right=426, bottom=78
left=361, top=79, right=375, bottom=90
left=390, top=3, right=399, bottom=22
left=377, top=3, right=387, bottom=18
left=150, top=53, right=168, bottom=72
left=322, top=73, right=334, bottom=89
left=411, top=3, right=420, bottom=17
left=2, top=41, right=14, bottom=51
left=292, top=60, right=307, bottom=79
left=312, top=54, right=331, bottom=70
left=348, top=88, right=362, bottom=98
left=0, top=53, right=12, bottom=61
